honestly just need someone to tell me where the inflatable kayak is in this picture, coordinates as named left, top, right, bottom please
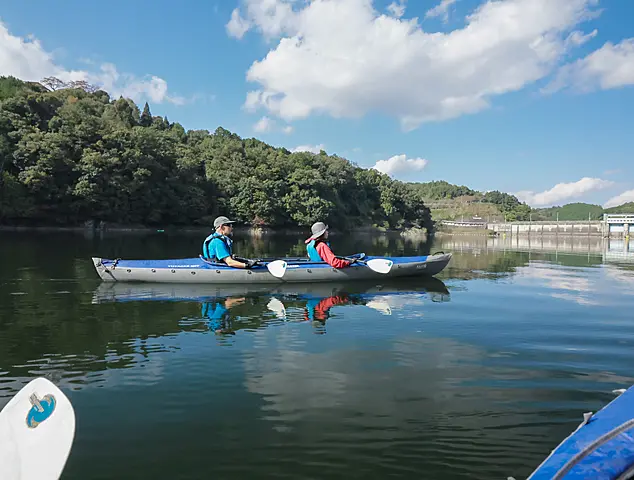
left=91, top=252, right=452, bottom=284
left=524, top=385, right=634, bottom=479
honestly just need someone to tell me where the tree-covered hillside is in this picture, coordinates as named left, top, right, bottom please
left=0, top=76, right=432, bottom=231
left=1, top=75, right=631, bottom=230
left=605, top=202, right=634, bottom=214
left=412, top=182, right=634, bottom=222
left=532, top=202, right=634, bottom=221
left=408, top=181, right=532, bottom=221
left=531, top=203, right=605, bottom=221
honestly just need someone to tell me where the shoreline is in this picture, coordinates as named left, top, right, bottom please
left=0, top=223, right=431, bottom=238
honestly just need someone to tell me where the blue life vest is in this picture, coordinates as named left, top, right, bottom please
left=202, top=232, right=233, bottom=261
left=306, top=240, right=329, bottom=262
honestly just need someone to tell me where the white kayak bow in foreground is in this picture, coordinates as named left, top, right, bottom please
left=0, top=377, right=76, bottom=480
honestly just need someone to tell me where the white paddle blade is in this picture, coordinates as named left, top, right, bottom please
left=267, top=297, right=287, bottom=319
left=365, top=259, right=393, bottom=274
left=0, top=377, right=76, bottom=480
left=266, top=260, right=287, bottom=278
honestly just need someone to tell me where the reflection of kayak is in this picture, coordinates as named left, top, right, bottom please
left=91, top=253, right=452, bottom=284
left=91, top=276, right=451, bottom=304
left=524, top=386, right=634, bottom=479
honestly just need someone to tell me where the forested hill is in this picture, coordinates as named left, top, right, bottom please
left=407, top=181, right=532, bottom=221
left=2, top=76, right=628, bottom=231
left=0, top=76, right=432, bottom=231
left=408, top=181, right=633, bottom=222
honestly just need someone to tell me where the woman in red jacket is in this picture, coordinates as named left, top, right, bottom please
left=304, top=222, right=358, bottom=268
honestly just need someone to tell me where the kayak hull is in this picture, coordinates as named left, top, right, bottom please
left=526, top=385, right=634, bottom=480
left=91, top=253, right=452, bottom=284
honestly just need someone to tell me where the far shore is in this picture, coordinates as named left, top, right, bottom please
left=0, top=222, right=432, bottom=238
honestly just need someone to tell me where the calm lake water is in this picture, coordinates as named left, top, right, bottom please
left=1, top=230, right=633, bottom=479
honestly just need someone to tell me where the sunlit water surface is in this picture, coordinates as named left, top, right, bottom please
left=1, top=231, right=633, bottom=479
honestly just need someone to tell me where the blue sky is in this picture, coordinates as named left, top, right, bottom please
left=1, top=0, right=633, bottom=208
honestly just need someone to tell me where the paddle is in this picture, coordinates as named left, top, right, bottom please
left=266, top=259, right=288, bottom=278
left=348, top=257, right=394, bottom=274
left=0, top=377, right=76, bottom=480
left=265, top=257, right=393, bottom=279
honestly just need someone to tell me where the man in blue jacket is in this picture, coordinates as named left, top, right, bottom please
left=202, top=216, right=256, bottom=268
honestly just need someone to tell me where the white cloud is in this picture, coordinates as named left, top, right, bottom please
left=226, top=0, right=296, bottom=40
left=387, top=1, right=406, bottom=19
left=0, top=20, right=184, bottom=105
left=226, top=8, right=252, bottom=39
left=372, top=154, right=429, bottom=177
left=604, top=189, right=634, bottom=209
left=545, top=38, right=634, bottom=94
left=564, top=28, right=598, bottom=48
left=425, top=0, right=458, bottom=23
left=291, top=144, right=325, bottom=154
left=228, top=0, right=603, bottom=130
left=253, top=115, right=294, bottom=134
left=514, top=177, right=615, bottom=206
left=254, top=115, right=275, bottom=132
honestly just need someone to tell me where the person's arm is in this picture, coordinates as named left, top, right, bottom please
left=316, top=242, right=351, bottom=268
left=224, top=256, right=248, bottom=268
left=213, top=239, right=248, bottom=269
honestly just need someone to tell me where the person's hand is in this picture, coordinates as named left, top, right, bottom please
left=348, top=257, right=358, bottom=265
left=244, top=259, right=258, bottom=268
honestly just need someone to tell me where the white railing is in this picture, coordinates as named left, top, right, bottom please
left=604, top=214, right=634, bottom=223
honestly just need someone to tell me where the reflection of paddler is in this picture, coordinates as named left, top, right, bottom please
left=202, top=297, right=245, bottom=334
left=303, top=294, right=351, bottom=323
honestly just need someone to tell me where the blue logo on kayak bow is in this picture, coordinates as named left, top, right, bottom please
left=26, top=392, right=56, bottom=428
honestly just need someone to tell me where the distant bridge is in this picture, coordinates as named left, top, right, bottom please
left=604, top=214, right=634, bottom=236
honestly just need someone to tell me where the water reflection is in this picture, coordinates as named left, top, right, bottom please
left=94, top=278, right=451, bottom=337
left=438, top=234, right=634, bottom=265
left=0, top=278, right=450, bottom=400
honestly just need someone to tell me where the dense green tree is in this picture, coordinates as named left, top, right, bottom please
left=140, top=102, right=152, bottom=127
left=407, top=180, right=477, bottom=200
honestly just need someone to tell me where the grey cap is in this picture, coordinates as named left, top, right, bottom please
left=214, top=216, right=236, bottom=228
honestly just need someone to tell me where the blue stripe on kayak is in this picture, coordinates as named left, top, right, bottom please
left=529, top=386, right=634, bottom=479
left=100, top=256, right=430, bottom=270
